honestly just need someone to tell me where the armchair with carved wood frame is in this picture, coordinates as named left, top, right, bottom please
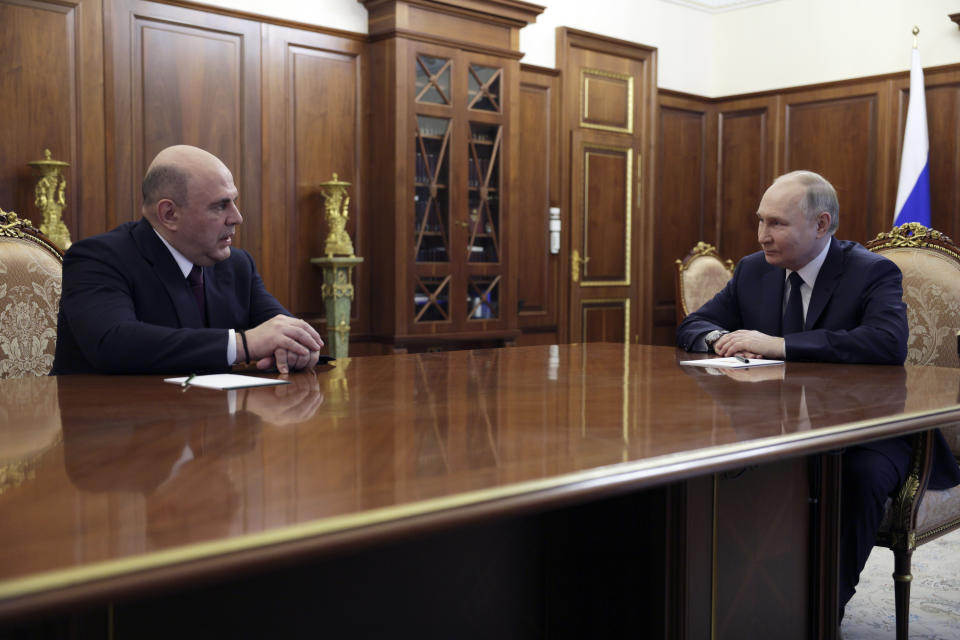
left=674, top=241, right=735, bottom=324
left=0, top=208, right=64, bottom=378
left=864, top=222, right=960, bottom=640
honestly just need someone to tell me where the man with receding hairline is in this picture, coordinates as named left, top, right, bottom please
left=678, top=170, right=908, bottom=363
left=52, top=144, right=324, bottom=375
left=677, top=170, right=960, bottom=624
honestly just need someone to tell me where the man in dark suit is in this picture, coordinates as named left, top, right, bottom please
left=677, top=170, right=960, bottom=621
left=677, top=171, right=907, bottom=364
left=52, top=145, right=324, bottom=375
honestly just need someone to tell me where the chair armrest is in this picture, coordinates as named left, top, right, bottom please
left=888, top=431, right=935, bottom=547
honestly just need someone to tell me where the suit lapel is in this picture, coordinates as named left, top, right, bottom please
left=131, top=218, right=205, bottom=329
left=805, top=237, right=842, bottom=330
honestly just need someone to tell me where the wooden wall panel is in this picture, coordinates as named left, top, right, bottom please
left=516, top=65, right=560, bottom=340
left=138, top=24, right=245, bottom=183
left=924, top=83, right=960, bottom=236
left=783, top=90, right=885, bottom=244
left=261, top=25, right=367, bottom=327
left=107, top=0, right=262, bottom=258
left=717, top=101, right=774, bottom=264
left=654, top=95, right=713, bottom=345
left=0, top=0, right=105, bottom=240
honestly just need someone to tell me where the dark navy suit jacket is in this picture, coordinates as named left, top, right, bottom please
left=677, top=237, right=908, bottom=364
left=677, top=236, right=960, bottom=489
left=52, top=218, right=289, bottom=375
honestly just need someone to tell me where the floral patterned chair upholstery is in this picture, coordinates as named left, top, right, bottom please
left=865, top=222, right=960, bottom=640
left=675, top=241, right=735, bottom=324
left=0, top=208, right=63, bottom=378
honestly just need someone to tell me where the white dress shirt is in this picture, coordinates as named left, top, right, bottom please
left=782, top=239, right=832, bottom=323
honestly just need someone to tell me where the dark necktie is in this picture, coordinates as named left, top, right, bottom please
left=782, top=271, right=805, bottom=335
left=187, top=264, right=206, bottom=322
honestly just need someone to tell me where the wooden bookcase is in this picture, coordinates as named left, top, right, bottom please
left=364, top=0, right=542, bottom=351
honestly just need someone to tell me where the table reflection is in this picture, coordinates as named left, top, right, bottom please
left=681, top=362, right=909, bottom=434
left=0, top=376, right=61, bottom=496
left=56, top=372, right=325, bottom=551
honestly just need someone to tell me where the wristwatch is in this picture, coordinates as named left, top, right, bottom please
left=704, top=330, right=729, bottom=353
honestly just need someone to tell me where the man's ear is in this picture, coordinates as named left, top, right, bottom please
left=816, top=211, right=831, bottom=236
left=155, top=199, right=179, bottom=231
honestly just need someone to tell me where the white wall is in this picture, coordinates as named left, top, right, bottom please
left=195, top=0, right=960, bottom=97
left=709, top=0, right=960, bottom=96
left=519, top=0, right=716, bottom=96
left=196, top=0, right=369, bottom=33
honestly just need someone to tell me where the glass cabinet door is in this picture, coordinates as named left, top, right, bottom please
left=414, top=115, right=450, bottom=264
left=410, top=51, right=508, bottom=332
left=464, top=62, right=503, bottom=323
left=466, top=122, right=500, bottom=264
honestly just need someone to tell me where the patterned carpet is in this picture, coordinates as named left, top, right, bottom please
left=842, top=529, right=960, bottom=639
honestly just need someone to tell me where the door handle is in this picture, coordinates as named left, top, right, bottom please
left=571, top=249, right=590, bottom=283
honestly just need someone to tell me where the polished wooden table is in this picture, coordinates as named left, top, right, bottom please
left=1, top=345, right=959, bottom=638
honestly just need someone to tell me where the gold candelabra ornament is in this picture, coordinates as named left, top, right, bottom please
left=311, top=173, right=363, bottom=359
left=319, top=173, right=355, bottom=257
left=27, top=149, right=72, bottom=251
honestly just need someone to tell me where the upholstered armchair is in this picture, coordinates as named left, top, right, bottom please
left=675, top=241, right=735, bottom=324
left=0, top=208, right=64, bottom=378
left=864, top=222, right=960, bottom=640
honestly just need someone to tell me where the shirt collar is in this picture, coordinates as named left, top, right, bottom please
left=153, top=228, right=195, bottom=278
left=786, top=238, right=831, bottom=288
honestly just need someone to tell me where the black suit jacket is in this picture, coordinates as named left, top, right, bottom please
left=52, top=218, right=289, bottom=375
left=677, top=237, right=909, bottom=364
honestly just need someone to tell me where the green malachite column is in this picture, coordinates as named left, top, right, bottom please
left=311, top=256, right=363, bottom=359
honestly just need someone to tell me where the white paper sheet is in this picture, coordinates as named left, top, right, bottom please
left=164, top=374, right=291, bottom=390
left=679, top=357, right=784, bottom=369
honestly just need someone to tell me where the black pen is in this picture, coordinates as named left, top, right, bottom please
left=734, top=355, right=750, bottom=364
left=181, top=373, right=197, bottom=391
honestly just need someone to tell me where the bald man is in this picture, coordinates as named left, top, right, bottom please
left=52, top=145, right=323, bottom=375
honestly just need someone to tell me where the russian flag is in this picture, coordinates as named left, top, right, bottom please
left=893, top=44, right=931, bottom=227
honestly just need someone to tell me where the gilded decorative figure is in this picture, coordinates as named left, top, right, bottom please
left=27, top=150, right=72, bottom=251
left=312, top=173, right=363, bottom=358
left=319, top=173, right=355, bottom=257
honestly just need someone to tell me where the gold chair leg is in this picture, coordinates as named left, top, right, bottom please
left=893, top=550, right=912, bottom=640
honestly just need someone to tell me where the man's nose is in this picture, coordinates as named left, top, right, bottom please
left=228, top=203, right=243, bottom=225
left=758, top=224, right=770, bottom=244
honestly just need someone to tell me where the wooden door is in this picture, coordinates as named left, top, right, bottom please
left=558, top=29, right=656, bottom=344
left=569, top=130, right=637, bottom=343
